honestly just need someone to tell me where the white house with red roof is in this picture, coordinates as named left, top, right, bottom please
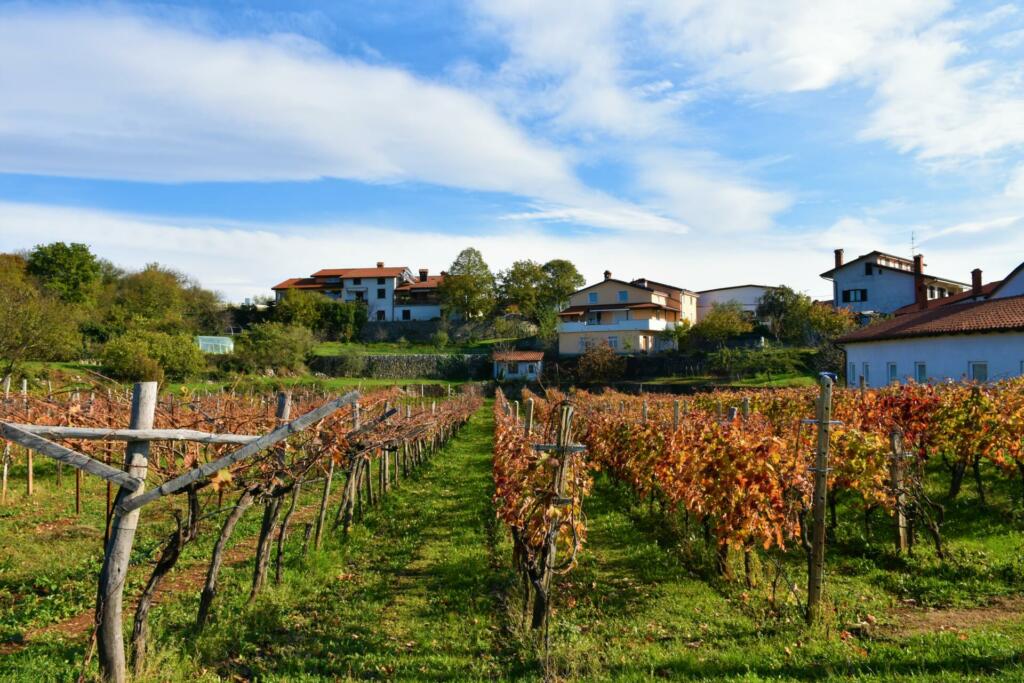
left=492, top=350, right=544, bottom=381
left=823, top=249, right=968, bottom=315
left=272, top=262, right=444, bottom=322
left=837, top=261, right=1024, bottom=387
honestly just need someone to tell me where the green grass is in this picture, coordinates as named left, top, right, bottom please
left=637, top=372, right=817, bottom=389
left=313, top=337, right=523, bottom=357
left=4, top=402, right=1024, bottom=681
left=169, top=375, right=466, bottom=395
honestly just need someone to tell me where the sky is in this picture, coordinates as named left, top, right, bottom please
left=1, top=1, right=1023, bottom=302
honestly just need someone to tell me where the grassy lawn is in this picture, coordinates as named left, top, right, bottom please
left=636, top=372, right=817, bottom=390
left=313, top=337, right=522, bottom=356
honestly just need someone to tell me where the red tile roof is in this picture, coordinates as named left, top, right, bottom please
left=892, top=281, right=1002, bottom=316
left=272, top=277, right=324, bottom=290
left=492, top=350, right=545, bottom=362
left=312, top=267, right=409, bottom=278
left=839, top=294, right=1024, bottom=343
left=396, top=275, right=444, bottom=291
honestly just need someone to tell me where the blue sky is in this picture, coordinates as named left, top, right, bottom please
left=1, top=0, right=1023, bottom=301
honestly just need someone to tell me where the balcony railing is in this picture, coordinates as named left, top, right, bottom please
left=558, top=319, right=673, bottom=333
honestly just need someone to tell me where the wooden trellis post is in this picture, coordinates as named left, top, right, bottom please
left=807, top=374, right=835, bottom=624
left=890, top=429, right=910, bottom=553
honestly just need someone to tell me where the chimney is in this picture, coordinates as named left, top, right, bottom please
left=376, top=261, right=384, bottom=268
left=419, top=268, right=428, bottom=283
left=603, top=270, right=612, bottom=280
left=834, top=248, right=844, bottom=269
left=914, top=254, right=926, bottom=309
left=972, top=268, right=983, bottom=296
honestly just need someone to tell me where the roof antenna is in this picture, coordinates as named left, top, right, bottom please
left=910, top=231, right=917, bottom=256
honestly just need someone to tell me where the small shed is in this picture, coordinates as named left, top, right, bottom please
left=195, top=336, right=235, bottom=355
left=492, top=350, right=544, bottom=381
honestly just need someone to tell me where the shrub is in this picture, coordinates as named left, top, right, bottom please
left=577, top=343, right=625, bottom=384
left=101, top=330, right=206, bottom=382
left=233, top=322, right=314, bottom=373
left=334, top=346, right=367, bottom=376
left=431, top=329, right=449, bottom=349
left=707, top=347, right=811, bottom=379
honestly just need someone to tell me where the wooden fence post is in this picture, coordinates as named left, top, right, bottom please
left=890, top=429, right=909, bottom=553
left=524, top=398, right=534, bottom=435
left=807, top=374, right=834, bottom=624
left=96, top=381, right=157, bottom=683
left=673, top=400, right=680, bottom=430
left=22, top=380, right=31, bottom=497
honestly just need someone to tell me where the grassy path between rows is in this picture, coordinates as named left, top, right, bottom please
left=540, top=477, right=1024, bottom=681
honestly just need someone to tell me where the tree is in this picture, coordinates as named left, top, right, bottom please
left=756, top=286, right=857, bottom=346
left=689, top=302, right=753, bottom=348
left=438, top=248, right=495, bottom=320
left=497, top=260, right=546, bottom=319
left=109, top=264, right=188, bottom=333
left=538, top=259, right=585, bottom=311
left=273, top=289, right=323, bottom=329
left=657, top=319, right=692, bottom=351
left=233, top=322, right=315, bottom=373
left=0, top=281, right=80, bottom=377
left=317, top=297, right=367, bottom=341
left=576, top=343, right=626, bottom=384
left=26, top=242, right=101, bottom=304
left=101, top=330, right=206, bottom=382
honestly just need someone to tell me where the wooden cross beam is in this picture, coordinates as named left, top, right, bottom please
left=0, top=423, right=143, bottom=491
left=5, top=424, right=259, bottom=444
left=116, top=391, right=359, bottom=514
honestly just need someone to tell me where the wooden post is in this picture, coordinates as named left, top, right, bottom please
left=642, top=401, right=648, bottom=424
left=96, top=381, right=157, bottom=683
left=742, top=397, right=750, bottom=419
left=524, top=398, right=534, bottom=435
left=22, top=380, right=31, bottom=497
left=673, top=400, right=680, bottom=430
left=727, top=407, right=739, bottom=422
left=513, top=400, right=520, bottom=424
left=890, top=429, right=909, bottom=553
left=807, top=374, right=834, bottom=624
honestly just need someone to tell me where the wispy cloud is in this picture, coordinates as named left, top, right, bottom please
left=0, top=6, right=682, bottom=234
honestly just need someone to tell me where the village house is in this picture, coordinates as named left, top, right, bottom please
left=272, top=263, right=444, bottom=322
left=838, top=261, right=1024, bottom=387
left=822, top=249, right=967, bottom=315
left=492, top=350, right=544, bottom=381
left=557, top=271, right=697, bottom=355
left=696, top=284, right=779, bottom=322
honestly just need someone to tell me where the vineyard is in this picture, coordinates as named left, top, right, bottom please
left=3, top=377, right=1024, bottom=680
left=492, top=379, right=1024, bottom=679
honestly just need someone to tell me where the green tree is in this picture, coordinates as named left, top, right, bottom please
left=273, top=289, right=323, bottom=329
left=497, top=260, right=546, bottom=319
left=439, top=248, right=495, bottom=320
left=317, top=297, right=367, bottom=341
left=26, top=242, right=101, bottom=304
left=110, top=264, right=188, bottom=333
left=0, top=281, right=80, bottom=377
left=101, top=330, right=206, bottom=382
left=756, top=286, right=857, bottom=345
left=233, top=322, right=315, bottom=373
left=689, top=302, right=753, bottom=348
left=539, top=259, right=586, bottom=311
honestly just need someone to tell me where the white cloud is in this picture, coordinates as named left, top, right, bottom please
left=0, top=7, right=684, bottom=234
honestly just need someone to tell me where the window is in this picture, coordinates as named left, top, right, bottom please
left=928, top=285, right=936, bottom=300
left=842, top=289, right=868, bottom=303
left=355, top=291, right=365, bottom=301
left=865, top=263, right=873, bottom=275
left=617, top=290, right=628, bottom=302
left=862, top=363, right=870, bottom=386
left=377, top=288, right=386, bottom=299
left=527, top=364, right=536, bottom=375
left=969, top=362, right=988, bottom=383
left=375, top=310, right=385, bottom=321
left=848, top=362, right=856, bottom=387
left=915, top=362, right=927, bottom=383
left=607, top=336, right=619, bottom=350
left=887, top=362, right=898, bottom=384
left=588, top=292, right=598, bottom=304
left=377, top=277, right=385, bottom=285
left=402, top=309, right=411, bottom=321
left=352, top=278, right=361, bottom=285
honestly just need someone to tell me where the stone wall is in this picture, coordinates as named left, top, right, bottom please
left=311, top=353, right=490, bottom=380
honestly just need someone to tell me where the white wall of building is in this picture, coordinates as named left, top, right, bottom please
left=697, top=286, right=772, bottom=321
left=394, top=303, right=442, bottom=321
left=842, top=332, right=1024, bottom=388
left=831, top=268, right=916, bottom=314
left=341, top=276, right=400, bottom=321
left=493, top=361, right=542, bottom=381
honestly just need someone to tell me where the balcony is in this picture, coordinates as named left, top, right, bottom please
left=558, top=319, right=673, bottom=333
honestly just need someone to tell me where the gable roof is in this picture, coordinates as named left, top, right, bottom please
left=838, top=294, right=1024, bottom=344
left=629, top=278, right=697, bottom=297
left=820, top=250, right=967, bottom=286
left=272, top=277, right=323, bottom=290
left=990, top=262, right=1024, bottom=299
left=697, top=284, right=778, bottom=295
left=492, top=350, right=544, bottom=362
left=892, top=281, right=1002, bottom=316
left=396, top=275, right=443, bottom=291
left=312, top=266, right=410, bottom=278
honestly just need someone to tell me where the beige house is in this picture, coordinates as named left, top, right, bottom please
left=557, top=271, right=696, bottom=355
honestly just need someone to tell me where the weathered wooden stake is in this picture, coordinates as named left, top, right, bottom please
left=890, top=429, right=909, bottom=553
left=96, top=382, right=157, bottom=683
left=807, top=374, right=834, bottom=624
left=524, top=398, right=534, bottom=435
